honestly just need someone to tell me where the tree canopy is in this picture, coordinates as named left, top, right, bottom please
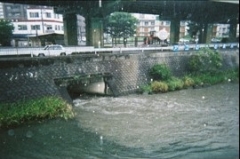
left=103, top=12, right=138, bottom=46
left=0, top=20, right=14, bottom=46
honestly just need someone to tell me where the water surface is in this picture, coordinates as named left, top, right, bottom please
left=0, top=82, right=239, bottom=159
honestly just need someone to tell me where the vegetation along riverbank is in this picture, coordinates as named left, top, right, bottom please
left=0, top=96, right=74, bottom=129
left=138, top=47, right=239, bottom=94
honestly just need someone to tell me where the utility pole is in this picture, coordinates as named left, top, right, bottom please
left=41, top=6, right=44, bottom=33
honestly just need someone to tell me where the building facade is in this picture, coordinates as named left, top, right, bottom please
left=132, top=13, right=238, bottom=43
left=0, top=3, right=65, bottom=47
left=0, top=2, right=4, bottom=19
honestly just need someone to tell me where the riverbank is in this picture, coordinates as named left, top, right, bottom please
left=0, top=68, right=238, bottom=129
left=138, top=68, right=239, bottom=94
left=0, top=96, right=74, bottom=129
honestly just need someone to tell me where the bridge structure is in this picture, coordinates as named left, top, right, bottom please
left=0, top=0, right=239, bottom=47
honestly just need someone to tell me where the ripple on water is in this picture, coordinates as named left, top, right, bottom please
left=73, top=84, right=239, bottom=155
left=0, top=83, right=238, bottom=159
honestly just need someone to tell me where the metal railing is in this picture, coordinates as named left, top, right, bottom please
left=0, top=43, right=239, bottom=57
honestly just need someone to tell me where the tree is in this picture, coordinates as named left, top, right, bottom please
left=0, top=20, right=14, bottom=46
left=103, top=12, right=138, bottom=47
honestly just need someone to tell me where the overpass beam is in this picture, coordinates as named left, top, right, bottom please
left=86, top=17, right=104, bottom=48
left=170, top=18, right=180, bottom=44
left=63, top=13, right=78, bottom=46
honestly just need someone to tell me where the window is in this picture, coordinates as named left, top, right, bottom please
left=13, top=13, right=20, bottom=17
left=47, top=25, right=52, bottom=30
left=31, top=25, right=40, bottom=30
left=47, top=45, right=62, bottom=50
left=29, top=12, right=39, bottom=18
left=18, top=25, right=27, bottom=30
left=145, top=21, right=149, bottom=26
left=46, top=12, right=51, bottom=18
left=151, top=21, right=155, bottom=25
left=140, top=14, right=144, bottom=19
left=165, top=21, right=170, bottom=26
left=180, top=21, right=186, bottom=26
left=54, top=14, right=60, bottom=19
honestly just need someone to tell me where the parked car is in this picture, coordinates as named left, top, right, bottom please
left=211, top=38, right=222, bottom=43
left=179, top=38, right=190, bottom=43
left=33, top=44, right=67, bottom=57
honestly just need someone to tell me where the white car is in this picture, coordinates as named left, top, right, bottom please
left=179, top=38, right=190, bottom=43
left=211, top=38, right=222, bottom=43
left=33, top=44, right=67, bottom=57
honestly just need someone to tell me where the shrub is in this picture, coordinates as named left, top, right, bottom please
left=149, top=64, right=172, bottom=81
left=182, top=76, right=195, bottom=88
left=187, top=47, right=223, bottom=74
left=224, top=67, right=239, bottom=82
left=138, top=84, right=152, bottom=94
left=151, top=81, right=168, bottom=93
left=167, top=77, right=184, bottom=91
left=190, top=76, right=203, bottom=86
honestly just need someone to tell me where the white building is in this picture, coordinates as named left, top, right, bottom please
left=0, top=3, right=64, bottom=47
left=13, top=6, right=64, bottom=35
left=214, top=24, right=230, bottom=38
left=0, top=3, right=4, bottom=19
left=132, top=13, right=159, bottom=37
left=12, top=6, right=64, bottom=47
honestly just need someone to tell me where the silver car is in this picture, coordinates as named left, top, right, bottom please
left=34, top=44, right=67, bottom=57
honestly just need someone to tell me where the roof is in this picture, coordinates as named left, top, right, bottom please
left=12, top=34, right=29, bottom=38
left=27, top=32, right=64, bottom=37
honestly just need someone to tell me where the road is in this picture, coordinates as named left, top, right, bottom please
left=0, top=43, right=238, bottom=57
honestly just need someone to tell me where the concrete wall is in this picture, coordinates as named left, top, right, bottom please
left=0, top=49, right=238, bottom=103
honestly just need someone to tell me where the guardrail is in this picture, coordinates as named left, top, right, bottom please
left=70, top=43, right=239, bottom=54
left=0, top=43, right=239, bottom=56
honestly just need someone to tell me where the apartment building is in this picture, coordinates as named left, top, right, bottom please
left=1, top=3, right=64, bottom=46
left=0, top=2, right=4, bottom=19
left=132, top=13, right=158, bottom=37
left=2, top=3, right=27, bottom=20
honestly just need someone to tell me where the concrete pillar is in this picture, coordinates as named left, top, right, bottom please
left=170, top=18, right=180, bottom=44
left=85, top=16, right=104, bottom=48
left=229, top=22, right=238, bottom=42
left=206, top=24, right=213, bottom=43
left=63, top=13, right=78, bottom=46
left=135, top=37, right=138, bottom=47
left=205, top=24, right=213, bottom=44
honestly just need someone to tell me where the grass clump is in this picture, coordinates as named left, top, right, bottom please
left=137, top=84, right=152, bottom=94
left=0, top=96, right=74, bottom=128
left=167, top=77, right=184, bottom=91
left=190, top=68, right=239, bottom=86
left=182, top=76, right=195, bottom=88
left=151, top=81, right=168, bottom=93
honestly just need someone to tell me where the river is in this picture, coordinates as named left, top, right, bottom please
left=0, top=82, right=239, bottom=159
